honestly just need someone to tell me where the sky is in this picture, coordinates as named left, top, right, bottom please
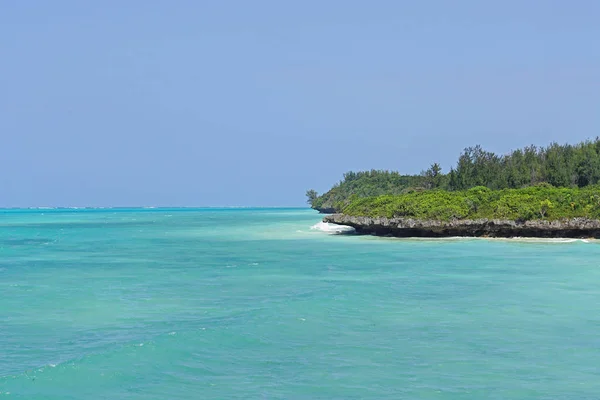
left=1, top=1, right=599, bottom=207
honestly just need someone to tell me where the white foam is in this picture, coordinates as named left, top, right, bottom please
left=406, top=236, right=595, bottom=244
left=494, top=237, right=594, bottom=244
left=310, top=221, right=355, bottom=234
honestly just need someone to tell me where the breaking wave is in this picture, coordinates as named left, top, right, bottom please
left=310, top=221, right=355, bottom=234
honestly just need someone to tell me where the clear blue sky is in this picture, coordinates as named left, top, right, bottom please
left=2, top=1, right=599, bottom=207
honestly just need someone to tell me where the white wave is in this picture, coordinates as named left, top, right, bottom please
left=429, top=237, right=594, bottom=244
left=310, top=221, right=355, bottom=234
left=405, top=236, right=474, bottom=241
left=359, top=236, right=596, bottom=244
left=501, top=237, right=594, bottom=244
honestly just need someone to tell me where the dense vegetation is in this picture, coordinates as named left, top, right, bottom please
left=342, top=185, right=600, bottom=221
left=308, top=138, right=600, bottom=214
left=307, top=171, right=424, bottom=212
left=449, top=139, right=600, bottom=190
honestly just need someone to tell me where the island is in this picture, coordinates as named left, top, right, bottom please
left=323, top=215, right=600, bottom=238
left=308, top=139, right=600, bottom=238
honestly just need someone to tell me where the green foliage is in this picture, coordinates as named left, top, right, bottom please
left=539, top=199, right=553, bottom=218
left=422, top=162, right=445, bottom=189
left=450, top=138, right=600, bottom=190
left=310, top=170, right=425, bottom=212
left=305, top=189, right=319, bottom=205
left=343, top=185, right=600, bottom=221
left=309, top=137, right=600, bottom=212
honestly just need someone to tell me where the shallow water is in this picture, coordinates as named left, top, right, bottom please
left=2, top=208, right=600, bottom=399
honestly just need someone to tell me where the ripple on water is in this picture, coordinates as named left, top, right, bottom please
left=2, top=209, right=600, bottom=399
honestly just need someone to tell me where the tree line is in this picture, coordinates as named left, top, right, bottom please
left=447, top=139, right=600, bottom=190
left=308, top=138, right=600, bottom=211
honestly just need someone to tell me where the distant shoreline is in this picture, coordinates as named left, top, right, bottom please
left=324, top=214, right=600, bottom=239
left=0, top=207, right=309, bottom=211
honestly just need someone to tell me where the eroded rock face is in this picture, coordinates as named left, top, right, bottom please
left=314, top=207, right=336, bottom=214
left=323, top=214, right=600, bottom=238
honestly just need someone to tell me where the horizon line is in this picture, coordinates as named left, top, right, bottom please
left=0, top=206, right=312, bottom=210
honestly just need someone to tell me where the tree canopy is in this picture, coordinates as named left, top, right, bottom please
left=308, top=170, right=424, bottom=212
left=308, top=138, right=600, bottom=213
left=342, top=185, right=600, bottom=221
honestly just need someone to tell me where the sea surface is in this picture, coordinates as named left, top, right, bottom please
left=2, top=208, right=600, bottom=399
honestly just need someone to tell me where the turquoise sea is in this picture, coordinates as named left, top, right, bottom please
left=2, top=208, right=600, bottom=399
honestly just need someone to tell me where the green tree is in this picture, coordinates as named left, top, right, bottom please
left=424, top=163, right=443, bottom=189
left=305, top=189, right=319, bottom=205
left=309, top=137, right=600, bottom=211
left=539, top=199, right=553, bottom=218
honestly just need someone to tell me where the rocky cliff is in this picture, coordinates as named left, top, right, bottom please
left=314, top=206, right=337, bottom=214
left=323, top=214, right=600, bottom=238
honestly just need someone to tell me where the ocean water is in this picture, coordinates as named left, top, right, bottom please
left=2, top=208, right=600, bottom=399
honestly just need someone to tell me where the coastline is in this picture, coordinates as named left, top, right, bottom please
left=314, top=206, right=337, bottom=214
left=323, top=214, right=600, bottom=239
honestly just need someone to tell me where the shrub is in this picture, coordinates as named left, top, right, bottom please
left=343, top=186, right=600, bottom=221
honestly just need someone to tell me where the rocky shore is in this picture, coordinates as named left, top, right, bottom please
left=323, top=214, right=600, bottom=238
left=314, top=206, right=337, bottom=214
